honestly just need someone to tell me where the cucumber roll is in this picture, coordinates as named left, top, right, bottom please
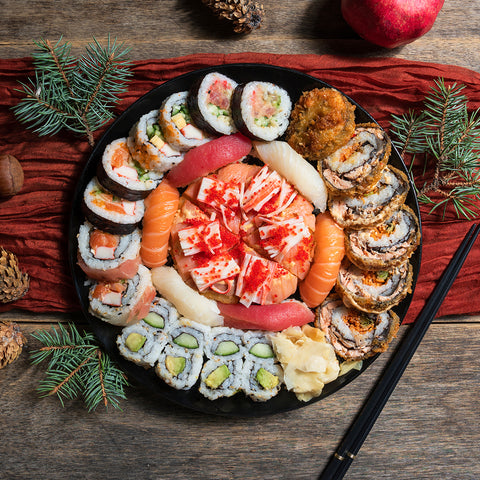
left=205, top=326, right=245, bottom=361
left=142, top=296, right=181, bottom=335
left=88, top=265, right=156, bottom=326
left=199, top=358, right=243, bottom=400
left=168, top=318, right=211, bottom=355
left=117, top=322, right=165, bottom=368
left=231, top=81, right=292, bottom=141
left=155, top=344, right=203, bottom=390
left=242, top=358, right=283, bottom=402
left=77, top=221, right=141, bottom=282
left=243, top=330, right=277, bottom=362
left=127, top=110, right=184, bottom=174
left=82, top=177, right=144, bottom=235
left=96, top=137, right=160, bottom=201
left=159, top=92, right=212, bottom=151
left=187, top=72, right=238, bottom=136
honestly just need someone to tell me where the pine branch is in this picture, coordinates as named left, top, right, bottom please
left=389, top=78, right=480, bottom=220
left=30, top=323, right=128, bottom=411
left=13, top=36, right=133, bottom=147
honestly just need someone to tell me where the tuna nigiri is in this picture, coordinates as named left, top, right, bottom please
left=140, top=179, right=179, bottom=268
left=299, top=212, right=345, bottom=308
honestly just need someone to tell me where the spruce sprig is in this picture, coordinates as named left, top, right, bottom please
left=30, top=323, right=128, bottom=411
left=13, top=36, right=133, bottom=147
left=390, top=78, right=480, bottom=220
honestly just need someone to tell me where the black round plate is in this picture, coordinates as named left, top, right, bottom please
left=68, top=64, right=422, bottom=417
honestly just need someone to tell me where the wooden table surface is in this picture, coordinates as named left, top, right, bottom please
left=1, top=1, right=480, bottom=479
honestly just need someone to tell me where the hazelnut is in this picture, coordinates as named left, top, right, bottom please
left=0, top=154, right=24, bottom=198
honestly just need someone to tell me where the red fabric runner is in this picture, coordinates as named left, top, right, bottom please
left=1, top=53, right=480, bottom=323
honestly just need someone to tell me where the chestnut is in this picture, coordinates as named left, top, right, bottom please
left=0, top=154, right=24, bottom=198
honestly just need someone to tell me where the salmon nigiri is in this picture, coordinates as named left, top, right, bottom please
left=140, top=179, right=179, bottom=268
left=299, top=212, right=345, bottom=308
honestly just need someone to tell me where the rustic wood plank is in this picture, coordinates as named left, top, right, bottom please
left=1, top=323, right=479, bottom=479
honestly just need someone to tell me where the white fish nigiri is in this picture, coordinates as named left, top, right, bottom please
left=151, top=266, right=223, bottom=327
left=253, top=140, right=328, bottom=212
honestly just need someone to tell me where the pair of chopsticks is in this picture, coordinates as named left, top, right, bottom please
left=318, top=223, right=480, bottom=480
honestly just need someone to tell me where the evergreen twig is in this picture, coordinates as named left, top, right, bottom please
left=30, top=323, right=128, bottom=411
left=12, top=36, right=133, bottom=147
left=390, top=78, right=480, bottom=220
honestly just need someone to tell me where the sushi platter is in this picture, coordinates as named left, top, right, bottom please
left=69, top=64, right=422, bottom=416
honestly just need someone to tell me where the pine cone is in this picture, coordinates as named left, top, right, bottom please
left=0, top=321, right=26, bottom=369
left=201, top=0, right=265, bottom=34
left=0, top=247, right=29, bottom=303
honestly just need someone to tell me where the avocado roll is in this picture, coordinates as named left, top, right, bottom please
left=96, top=137, right=160, bottom=201
left=242, top=358, right=283, bottom=402
left=82, top=177, right=144, bottom=235
left=127, top=110, right=184, bottom=174
left=187, top=72, right=238, bottom=136
left=159, top=92, right=212, bottom=151
left=199, top=358, right=243, bottom=400
left=232, top=81, right=292, bottom=141
left=205, top=326, right=245, bottom=361
left=155, top=344, right=204, bottom=390
left=77, top=221, right=141, bottom=282
left=117, top=322, right=165, bottom=368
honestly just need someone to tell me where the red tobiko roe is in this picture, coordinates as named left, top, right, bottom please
left=341, top=0, right=445, bottom=49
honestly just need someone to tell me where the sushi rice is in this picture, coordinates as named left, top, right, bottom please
left=205, top=326, right=245, bottom=361
left=199, top=358, right=244, bottom=400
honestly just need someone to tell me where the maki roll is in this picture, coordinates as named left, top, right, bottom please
left=316, top=295, right=400, bottom=361
left=77, top=221, right=141, bottom=282
left=168, top=317, right=211, bottom=354
left=344, top=204, right=421, bottom=270
left=159, top=92, right=212, bottom=151
left=155, top=343, right=204, bottom=390
left=187, top=72, right=238, bottom=136
left=336, top=258, right=414, bottom=314
left=199, top=358, right=244, bottom=400
left=243, top=330, right=277, bottom=362
left=321, top=123, right=392, bottom=195
left=127, top=110, right=184, bottom=174
left=328, top=166, right=410, bottom=229
left=231, top=81, right=292, bottom=141
left=242, top=358, right=283, bottom=402
left=142, top=296, right=181, bottom=335
left=117, top=322, right=165, bottom=368
left=88, top=265, right=156, bottom=326
left=205, top=326, right=245, bottom=361
left=96, top=137, right=160, bottom=201
left=82, top=177, right=144, bottom=235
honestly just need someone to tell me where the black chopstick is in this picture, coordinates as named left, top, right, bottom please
left=318, top=223, right=480, bottom=480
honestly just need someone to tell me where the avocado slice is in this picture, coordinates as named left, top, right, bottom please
left=214, top=340, right=240, bottom=356
left=143, top=311, right=165, bottom=329
left=249, top=342, right=274, bottom=359
left=165, top=355, right=186, bottom=376
left=125, top=332, right=147, bottom=352
left=173, top=332, right=199, bottom=349
left=205, top=364, right=231, bottom=389
left=256, top=367, right=279, bottom=390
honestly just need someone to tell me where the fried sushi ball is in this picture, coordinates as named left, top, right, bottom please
left=285, top=88, right=356, bottom=162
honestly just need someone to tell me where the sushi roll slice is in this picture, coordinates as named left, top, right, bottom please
left=344, top=204, right=421, bottom=270
left=142, top=296, right=181, bottom=335
left=88, top=264, right=156, bottom=326
left=155, top=344, right=204, bottom=390
left=243, top=330, right=277, bottom=362
left=231, top=81, right=292, bottom=141
left=77, top=221, right=141, bottom=282
left=127, top=110, right=184, bottom=174
left=328, top=166, right=410, bottom=229
left=96, top=137, right=160, bottom=201
left=321, top=123, right=392, bottom=195
left=316, top=294, right=400, bottom=360
left=117, top=322, right=165, bottom=368
left=187, top=72, right=238, bottom=136
left=159, top=92, right=212, bottom=151
left=199, top=358, right=244, bottom=400
left=242, top=358, right=283, bottom=402
left=168, top=317, right=211, bottom=355
left=82, top=177, right=144, bottom=235
left=336, top=258, right=414, bottom=314
left=205, top=326, right=245, bottom=361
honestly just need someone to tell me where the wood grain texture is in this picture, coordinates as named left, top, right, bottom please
left=1, top=1, right=480, bottom=479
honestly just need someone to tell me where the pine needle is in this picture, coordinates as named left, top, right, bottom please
left=12, top=35, right=133, bottom=147
left=30, top=323, right=128, bottom=411
left=390, top=77, right=480, bottom=220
